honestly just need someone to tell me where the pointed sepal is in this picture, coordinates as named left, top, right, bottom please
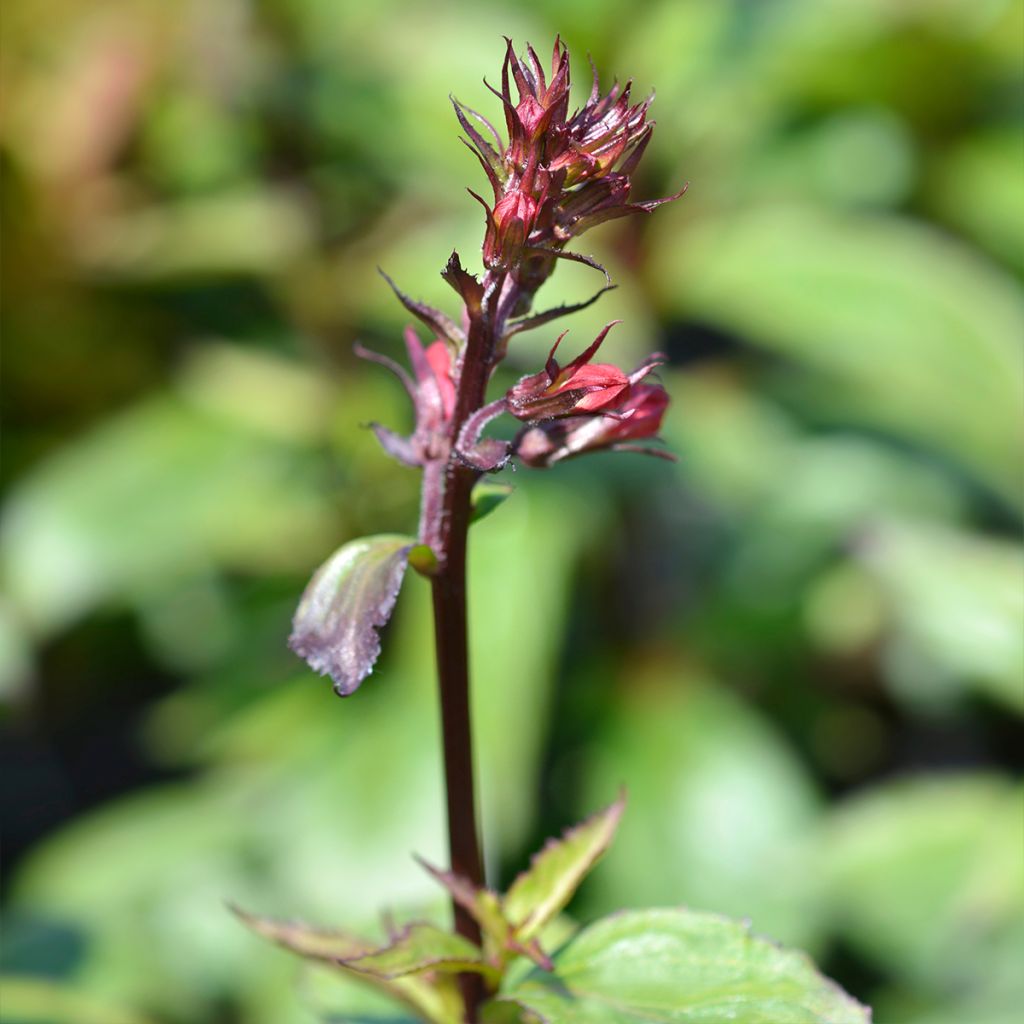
left=379, top=268, right=466, bottom=346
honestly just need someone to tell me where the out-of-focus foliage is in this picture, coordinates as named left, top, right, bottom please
left=1, top=1, right=1021, bottom=1022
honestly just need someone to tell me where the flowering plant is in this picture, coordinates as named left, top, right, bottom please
left=236, top=38, right=871, bottom=1024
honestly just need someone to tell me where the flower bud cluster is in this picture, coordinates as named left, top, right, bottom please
left=456, top=38, right=683, bottom=304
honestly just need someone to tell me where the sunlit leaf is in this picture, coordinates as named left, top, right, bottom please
left=487, top=908, right=870, bottom=1023
left=289, top=534, right=414, bottom=696
left=503, top=797, right=624, bottom=942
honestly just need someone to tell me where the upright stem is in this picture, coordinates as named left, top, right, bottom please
left=426, top=272, right=512, bottom=1022
left=430, top=469, right=485, bottom=1020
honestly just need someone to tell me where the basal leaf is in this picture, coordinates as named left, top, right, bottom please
left=503, top=797, right=624, bottom=943
left=289, top=534, right=414, bottom=696
left=343, top=922, right=496, bottom=982
left=489, top=908, right=871, bottom=1024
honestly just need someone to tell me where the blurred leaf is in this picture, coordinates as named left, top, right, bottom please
left=822, top=774, right=1024, bottom=989
left=231, top=905, right=371, bottom=960
left=1, top=391, right=334, bottom=637
left=73, top=188, right=314, bottom=279
left=858, top=523, right=1024, bottom=713
left=0, top=976, right=156, bottom=1024
left=488, top=908, right=870, bottom=1024
left=470, top=481, right=515, bottom=526
left=345, top=923, right=491, bottom=982
left=930, top=130, right=1024, bottom=275
left=232, top=908, right=464, bottom=1024
left=289, top=534, right=414, bottom=696
left=580, top=674, right=824, bottom=952
left=504, top=797, right=624, bottom=943
left=653, top=204, right=1024, bottom=503
left=465, top=479, right=605, bottom=858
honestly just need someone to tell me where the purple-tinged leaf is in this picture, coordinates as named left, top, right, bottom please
left=418, top=858, right=511, bottom=948
left=231, top=904, right=371, bottom=961
left=289, top=534, right=414, bottom=696
left=503, top=796, right=625, bottom=942
left=378, top=268, right=466, bottom=345
left=231, top=906, right=463, bottom=1024
left=342, top=922, right=498, bottom=983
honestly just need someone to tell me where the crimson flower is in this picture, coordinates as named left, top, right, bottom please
left=515, top=382, right=671, bottom=468
left=507, top=321, right=660, bottom=420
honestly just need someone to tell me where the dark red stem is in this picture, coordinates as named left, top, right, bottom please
left=426, top=271, right=512, bottom=1022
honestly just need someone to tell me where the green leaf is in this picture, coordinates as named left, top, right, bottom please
left=822, top=774, right=1024, bottom=989
left=289, top=534, right=414, bottom=696
left=856, top=524, right=1024, bottom=715
left=232, top=908, right=464, bottom=1024
left=471, top=481, right=515, bottom=525
left=653, top=204, right=1024, bottom=502
left=578, top=679, right=823, bottom=952
left=489, top=908, right=870, bottom=1024
left=343, top=922, right=495, bottom=982
left=418, top=857, right=512, bottom=951
left=504, top=797, right=624, bottom=943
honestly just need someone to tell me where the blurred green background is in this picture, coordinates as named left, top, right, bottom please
left=2, top=1, right=1022, bottom=1022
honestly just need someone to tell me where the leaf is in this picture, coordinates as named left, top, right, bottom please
left=230, top=904, right=372, bottom=961
left=470, top=481, right=515, bottom=525
left=343, top=922, right=496, bottom=982
left=653, top=204, right=1024, bottom=503
left=578, top=679, right=823, bottom=952
left=488, top=908, right=871, bottom=1024
left=503, top=797, right=624, bottom=943
left=289, top=534, right=414, bottom=696
left=232, top=908, right=464, bottom=1024
left=0, top=977, right=157, bottom=1024
left=856, top=523, right=1024, bottom=715
left=821, top=774, right=1024, bottom=989
left=417, top=857, right=511, bottom=949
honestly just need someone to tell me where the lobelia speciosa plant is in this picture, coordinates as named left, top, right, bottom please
left=235, top=39, right=872, bottom=1024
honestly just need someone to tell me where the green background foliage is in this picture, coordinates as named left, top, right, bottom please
left=2, top=0, right=1021, bottom=1021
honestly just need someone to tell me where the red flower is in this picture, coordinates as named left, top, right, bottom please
left=508, top=322, right=642, bottom=419
left=515, top=381, right=671, bottom=467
